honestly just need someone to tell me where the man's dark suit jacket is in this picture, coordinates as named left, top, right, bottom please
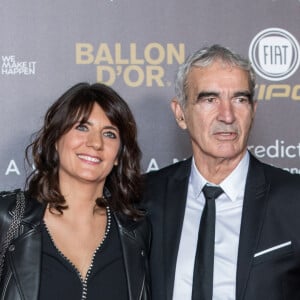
left=143, top=153, right=300, bottom=300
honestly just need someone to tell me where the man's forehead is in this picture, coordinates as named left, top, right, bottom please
left=191, top=60, right=247, bottom=73
left=188, top=63, right=250, bottom=84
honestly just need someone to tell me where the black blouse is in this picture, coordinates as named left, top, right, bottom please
left=39, top=214, right=129, bottom=300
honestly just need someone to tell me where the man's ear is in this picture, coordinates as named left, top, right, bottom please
left=170, top=97, right=187, bottom=130
left=253, top=100, right=258, bottom=115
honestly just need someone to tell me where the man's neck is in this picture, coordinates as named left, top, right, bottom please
left=193, top=151, right=248, bottom=184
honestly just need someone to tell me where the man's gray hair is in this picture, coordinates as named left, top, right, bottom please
left=174, top=44, right=256, bottom=107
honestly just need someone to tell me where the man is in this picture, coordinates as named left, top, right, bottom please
left=143, top=44, right=300, bottom=300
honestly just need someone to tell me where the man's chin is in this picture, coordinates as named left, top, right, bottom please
left=212, top=148, right=246, bottom=161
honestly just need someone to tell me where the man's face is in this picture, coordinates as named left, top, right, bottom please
left=172, top=60, right=257, bottom=164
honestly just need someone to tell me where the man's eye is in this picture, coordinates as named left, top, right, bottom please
left=205, top=97, right=216, bottom=103
left=234, top=97, right=250, bottom=104
left=104, top=131, right=117, bottom=139
left=199, top=97, right=216, bottom=104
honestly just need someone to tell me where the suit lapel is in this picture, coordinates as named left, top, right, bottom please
left=8, top=228, right=41, bottom=300
left=6, top=196, right=44, bottom=300
left=164, top=159, right=191, bottom=300
left=236, top=155, right=270, bottom=300
left=115, top=213, right=146, bottom=300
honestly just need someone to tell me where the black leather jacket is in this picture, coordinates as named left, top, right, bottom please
left=0, top=191, right=151, bottom=300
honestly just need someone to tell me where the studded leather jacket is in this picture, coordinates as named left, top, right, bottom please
left=0, top=191, right=151, bottom=300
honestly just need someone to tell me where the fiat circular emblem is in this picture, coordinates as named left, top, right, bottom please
left=249, top=28, right=300, bottom=81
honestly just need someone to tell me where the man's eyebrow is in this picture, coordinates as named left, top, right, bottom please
left=233, top=91, right=251, bottom=98
left=194, top=90, right=252, bottom=102
left=196, top=91, right=220, bottom=100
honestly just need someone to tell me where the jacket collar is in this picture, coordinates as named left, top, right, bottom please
left=236, top=153, right=270, bottom=299
left=114, top=212, right=150, bottom=300
left=163, top=158, right=192, bottom=300
left=11, top=197, right=148, bottom=300
left=22, top=192, right=46, bottom=227
left=7, top=194, right=43, bottom=300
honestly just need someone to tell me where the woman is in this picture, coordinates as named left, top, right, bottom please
left=0, top=83, right=151, bottom=300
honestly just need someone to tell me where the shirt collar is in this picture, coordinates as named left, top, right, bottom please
left=190, top=151, right=250, bottom=202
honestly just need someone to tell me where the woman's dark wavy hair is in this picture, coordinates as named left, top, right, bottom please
left=26, top=82, right=142, bottom=219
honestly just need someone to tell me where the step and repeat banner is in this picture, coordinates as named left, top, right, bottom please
left=0, top=0, right=299, bottom=189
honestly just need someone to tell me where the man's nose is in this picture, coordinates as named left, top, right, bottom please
left=217, top=100, right=235, bottom=124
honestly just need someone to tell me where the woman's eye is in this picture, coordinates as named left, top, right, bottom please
left=75, top=123, right=88, bottom=131
left=103, top=131, right=117, bottom=139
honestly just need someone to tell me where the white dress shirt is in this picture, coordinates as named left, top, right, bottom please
left=172, top=152, right=250, bottom=300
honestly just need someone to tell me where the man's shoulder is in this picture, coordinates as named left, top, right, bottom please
left=252, top=155, right=300, bottom=187
left=145, top=158, right=192, bottom=182
left=264, top=163, right=300, bottom=185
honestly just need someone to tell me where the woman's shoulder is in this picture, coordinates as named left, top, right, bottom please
left=114, top=212, right=151, bottom=246
left=0, top=190, right=24, bottom=243
left=0, top=189, right=45, bottom=226
left=114, top=211, right=150, bottom=229
left=0, top=189, right=22, bottom=211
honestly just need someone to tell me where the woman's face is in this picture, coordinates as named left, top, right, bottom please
left=56, top=103, right=121, bottom=189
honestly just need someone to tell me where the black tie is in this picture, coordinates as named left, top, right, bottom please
left=192, top=185, right=224, bottom=300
